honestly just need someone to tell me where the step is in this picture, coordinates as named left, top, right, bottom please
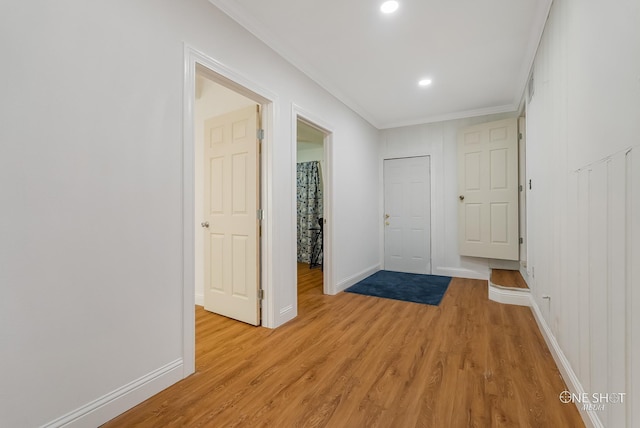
left=488, top=269, right=531, bottom=307
left=491, top=269, right=529, bottom=289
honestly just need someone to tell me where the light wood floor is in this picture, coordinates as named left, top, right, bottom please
left=491, top=269, right=529, bottom=290
left=103, top=264, right=582, bottom=427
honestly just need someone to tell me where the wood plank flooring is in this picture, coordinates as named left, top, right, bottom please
left=491, top=269, right=529, bottom=290
left=103, top=265, right=582, bottom=427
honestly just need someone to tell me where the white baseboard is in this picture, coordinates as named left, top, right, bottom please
left=43, top=359, right=184, bottom=428
left=433, top=266, right=489, bottom=280
left=335, top=264, right=380, bottom=293
left=488, top=259, right=521, bottom=270
left=519, top=264, right=531, bottom=287
left=279, top=304, right=294, bottom=316
left=272, top=304, right=296, bottom=327
left=529, top=298, right=603, bottom=428
left=195, top=293, right=204, bottom=306
left=488, top=282, right=531, bottom=306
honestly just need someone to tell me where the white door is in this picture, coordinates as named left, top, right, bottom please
left=457, top=118, right=519, bottom=260
left=384, top=156, right=431, bottom=274
left=203, top=105, right=260, bottom=325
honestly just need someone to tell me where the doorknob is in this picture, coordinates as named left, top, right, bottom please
left=385, top=221, right=390, bottom=226
left=459, top=195, right=465, bottom=201
left=201, top=222, right=210, bottom=228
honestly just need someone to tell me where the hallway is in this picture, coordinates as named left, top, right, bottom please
left=104, top=271, right=582, bottom=427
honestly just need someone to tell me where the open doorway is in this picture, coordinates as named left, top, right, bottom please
left=295, top=116, right=332, bottom=299
left=183, top=46, right=277, bottom=376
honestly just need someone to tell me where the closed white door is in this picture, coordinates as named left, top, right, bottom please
left=203, top=105, right=260, bottom=325
left=457, top=118, right=519, bottom=260
left=384, top=156, right=431, bottom=274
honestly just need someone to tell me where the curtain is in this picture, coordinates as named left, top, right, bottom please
left=297, top=161, right=323, bottom=263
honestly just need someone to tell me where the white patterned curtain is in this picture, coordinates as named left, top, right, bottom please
left=297, top=161, right=323, bottom=263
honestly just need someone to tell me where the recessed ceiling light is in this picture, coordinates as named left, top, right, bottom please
left=418, top=79, right=433, bottom=87
left=380, top=1, right=399, bottom=14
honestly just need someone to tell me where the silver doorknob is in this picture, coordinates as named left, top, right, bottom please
left=201, top=222, right=209, bottom=228
left=459, top=195, right=465, bottom=201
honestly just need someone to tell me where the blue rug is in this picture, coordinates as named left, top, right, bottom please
left=345, top=270, right=452, bottom=306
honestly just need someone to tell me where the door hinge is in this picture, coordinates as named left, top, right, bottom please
left=257, top=209, right=264, bottom=220
left=257, top=129, right=264, bottom=140
left=520, top=237, right=524, bottom=244
left=518, top=132, right=523, bottom=140
left=519, top=185, right=523, bottom=192
left=258, top=289, right=264, bottom=300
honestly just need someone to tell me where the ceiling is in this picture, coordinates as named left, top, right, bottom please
left=209, top=0, right=551, bottom=129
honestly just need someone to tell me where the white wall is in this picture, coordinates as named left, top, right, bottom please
left=379, top=112, right=517, bottom=280
left=0, top=0, right=379, bottom=426
left=194, top=77, right=256, bottom=306
left=525, top=0, right=640, bottom=427
left=297, top=146, right=324, bottom=163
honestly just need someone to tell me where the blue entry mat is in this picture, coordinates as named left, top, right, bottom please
left=345, top=270, right=452, bottom=306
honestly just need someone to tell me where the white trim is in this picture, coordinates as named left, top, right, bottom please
left=279, top=304, right=294, bottom=316
left=433, top=266, right=489, bottom=280
left=487, top=282, right=531, bottom=307
left=335, top=264, right=380, bottom=294
left=182, top=45, right=197, bottom=379
left=379, top=103, right=517, bottom=130
left=195, top=293, right=204, bottom=306
left=519, top=264, right=531, bottom=286
left=488, top=259, right=521, bottom=270
left=42, top=359, right=183, bottom=428
left=529, top=297, right=603, bottom=428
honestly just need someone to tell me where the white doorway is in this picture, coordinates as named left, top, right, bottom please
left=183, top=46, right=277, bottom=376
left=383, top=156, right=432, bottom=274
left=194, top=69, right=263, bottom=326
left=294, top=114, right=333, bottom=295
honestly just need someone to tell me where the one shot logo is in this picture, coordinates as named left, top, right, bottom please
left=559, top=391, right=626, bottom=411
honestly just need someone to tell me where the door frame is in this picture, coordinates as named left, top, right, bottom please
left=518, top=116, right=527, bottom=266
left=382, top=155, right=433, bottom=274
left=292, top=104, right=334, bottom=295
left=183, top=45, right=277, bottom=377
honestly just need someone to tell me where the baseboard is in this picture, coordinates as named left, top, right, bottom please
left=195, top=293, right=204, bottom=306
left=433, top=266, right=489, bottom=280
left=529, top=298, right=603, bottom=428
left=279, top=304, right=294, bottom=316
left=488, top=282, right=531, bottom=306
left=518, top=264, right=531, bottom=287
left=335, top=264, right=380, bottom=293
left=43, top=359, right=184, bottom=428
left=488, top=259, right=521, bottom=270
